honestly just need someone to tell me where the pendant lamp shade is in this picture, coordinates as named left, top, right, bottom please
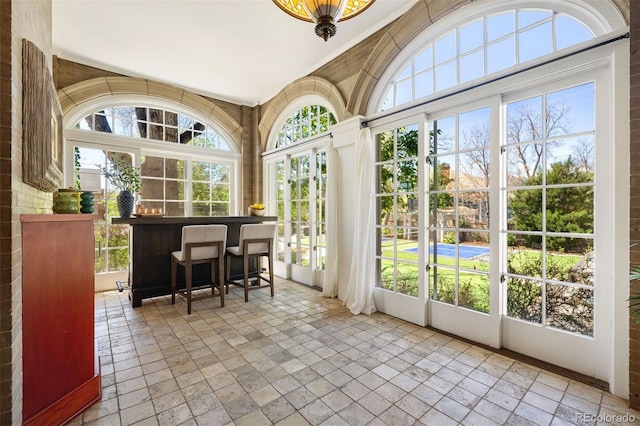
left=272, top=0, right=376, bottom=41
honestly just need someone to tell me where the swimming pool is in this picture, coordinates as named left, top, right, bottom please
left=404, top=243, right=489, bottom=259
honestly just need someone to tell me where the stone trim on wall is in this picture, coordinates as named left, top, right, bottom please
left=347, top=0, right=469, bottom=116
left=258, top=76, right=347, bottom=150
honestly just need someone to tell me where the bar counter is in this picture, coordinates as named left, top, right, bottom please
left=113, top=215, right=277, bottom=307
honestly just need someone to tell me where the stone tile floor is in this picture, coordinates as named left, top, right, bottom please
left=72, top=278, right=640, bottom=425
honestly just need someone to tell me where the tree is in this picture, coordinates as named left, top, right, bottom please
left=377, top=127, right=451, bottom=228
left=507, top=100, right=571, bottom=183
left=509, top=158, right=593, bottom=251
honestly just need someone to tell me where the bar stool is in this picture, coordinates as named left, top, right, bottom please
left=171, top=224, right=227, bottom=314
left=225, top=223, right=276, bottom=302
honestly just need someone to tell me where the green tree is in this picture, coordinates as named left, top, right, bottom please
left=377, top=127, right=451, bottom=225
left=510, top=158, right=593, bottom=251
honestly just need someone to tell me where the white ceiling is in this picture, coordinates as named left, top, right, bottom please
left=52, top=0, right=418, bottom=106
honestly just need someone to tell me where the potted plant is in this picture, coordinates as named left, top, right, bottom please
left=98, top=157, right=141, bottom=218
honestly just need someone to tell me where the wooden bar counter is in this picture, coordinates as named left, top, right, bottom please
left=113, top=216, right=276, bottom=307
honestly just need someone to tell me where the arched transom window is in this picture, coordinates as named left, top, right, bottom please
left=76, top=106, right=232, bottom=151
left=380, top=8, right=594, bottom=111
left=276, top=105, right=337, bottom=148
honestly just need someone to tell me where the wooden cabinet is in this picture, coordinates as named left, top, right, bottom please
left=21, top=214, right=100, bottom=425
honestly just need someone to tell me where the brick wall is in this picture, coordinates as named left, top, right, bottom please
left=0, top=3, right=12, bottom=424
left=3, top=0, right=54, bottom=423
left=630, top=0, right=640, bottom=409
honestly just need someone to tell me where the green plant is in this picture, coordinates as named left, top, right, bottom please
left=443, top=231, right=456, bottom=244
left=74, top=147, right=81, bottom=190
left=98, top=158, right=141, bottom=193
left=629, top=266, right=640, bottom=324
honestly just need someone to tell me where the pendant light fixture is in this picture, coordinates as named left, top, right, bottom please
left=273, top=0, right=376, bottom=41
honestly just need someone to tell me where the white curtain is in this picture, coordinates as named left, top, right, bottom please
left=322, top=137, right=338, bottom=298
left=343, top=127, right=377, bottom=315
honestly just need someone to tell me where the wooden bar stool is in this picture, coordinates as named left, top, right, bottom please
left=171, top=224, right=227, bottom=314
left=225, top=223, right=276, bottom=302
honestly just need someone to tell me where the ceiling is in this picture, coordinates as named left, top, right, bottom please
left=52, top=0, right=418, bottom=107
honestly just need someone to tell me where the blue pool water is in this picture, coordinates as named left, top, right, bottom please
left=404, top=243, right=489, bottom=259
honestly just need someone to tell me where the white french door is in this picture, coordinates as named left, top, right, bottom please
left=371, top=71, right=609, bottom=377
left=499, top=73, right=608, bottom=379
left=371, top=115, right=428, bottom=326
left=265, top=146, right=327, bottom=287
left=425, top=101, right=499, bottom=347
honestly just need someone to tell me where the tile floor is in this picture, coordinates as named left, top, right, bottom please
left=72, top=278, right=640, bottom=426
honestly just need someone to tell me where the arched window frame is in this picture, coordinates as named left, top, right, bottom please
left=267, top=95, right=338, bottom=152
left=368, top=0, right=625, bottom=115
left=64, top=95, right=240, bottom=154
left=63, top=95, right=242, bottom=215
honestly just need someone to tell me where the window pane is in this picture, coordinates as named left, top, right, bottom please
left=459, top=50, right=484, bottom=84
left=507, top=97, right=543, bottom=143
left=459, top=19, right=483, bottom=54
left=507, top=189, right=542, bottom=232
left=458, top=271, right=489, bottom=313
left=415, top=70, right=433, bottom=99
left=556, top=15, right=593, bottom=50
left=396, top=78, right=412, bottom=106
left=141, top=156, right=164, bottom=178
left=192, top=182, right=210, bottom=201
left=546, top=238, right=593, bottom=284
left=507, top=276, right=542, bottom=323
left=545, top=187, right=593, bottom=233
left=487, top=36, right=515, bottom=73
left=432, top=267, right=456, bottom=305
left=435, top=61, right=457, bottom=92
left=435, top=32, right=456, bottom=64
left=165, top=180, right=184, bottom=201
left=165, top=202, right=185, bottom=217
left=546, top=283, right=593, bottom=336
left=546, top=83, right=595, bottom=135
left=434, top=116, right=455, bottom=154
left=519, top=21, right=552, bottom=63
left=487, top=12, right=515, bottom=42
left=165, top=159, right=186, bottom=180
left=397, top=261, right=418, bottom=296
left=142, top=178, right=164, bottom=199
left=547, top=136, right=594, bottom=173
left=415, top=46, right=433, bottom=72
left=381, top=87, right=394, bottom=111
left=397, top=63, right=411, bottom=79
left=518, top=10, right=551, bottom=28
left=193, top=203, right=210, bottom=216
left=459, top=107, right=490, bottom=148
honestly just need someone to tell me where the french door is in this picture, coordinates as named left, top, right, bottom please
left=266, top=146, right=327, bottom=287
left=372, top=73, right=608, bottom=378
left=372, top=115, right=428, bottom=326
left=425, top=102, right=499, bottom=347
left=499, top=74, right=608, bottom=379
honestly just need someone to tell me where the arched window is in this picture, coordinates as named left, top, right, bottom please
left=66, top=101, right=240, bottom=277
left=379, top=8, right=595, bottom=111
left=365, top=0, right=627, bottom=386
left=275, top=104, right=336, bottom=148
left=75, top=106, right=232, bottom=151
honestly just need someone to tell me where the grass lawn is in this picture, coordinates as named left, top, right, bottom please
left=378, top=238, right=584, bottom=311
